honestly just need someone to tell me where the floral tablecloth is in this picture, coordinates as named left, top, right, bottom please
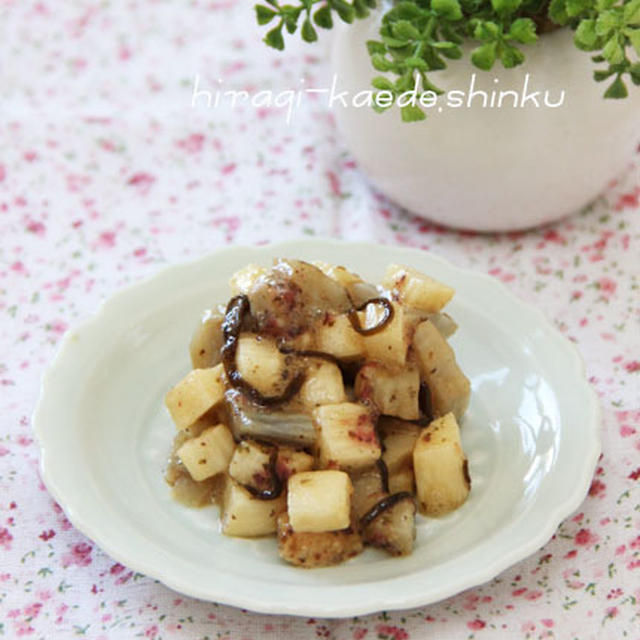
left=1, top=2, right=639, bottom=638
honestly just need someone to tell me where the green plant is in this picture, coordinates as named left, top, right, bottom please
left=254, top=0, right=640, bottom=120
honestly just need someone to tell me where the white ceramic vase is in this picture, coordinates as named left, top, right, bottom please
left=330, top=11, right=640, bottom=231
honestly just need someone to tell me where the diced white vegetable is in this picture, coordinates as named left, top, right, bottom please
left=312, top=261, right=363, bottom=287
left=387, top=467, right=415, bottom=494
left=275, top=447, right=314, bottom=481
left=413, top=320, right=470, bottom=419
left=228, top=439, right=273, bottom=492
left=314, top=403, right=381, bottom=472
left=382, top=264, right=454, bottom=313
left=379, top=417, right=421, bottom=474
left=221, top=478, right=286, bottom=537
left=287, top=470, right=352, bottom=533
left=413, top=412, right=470, bottom=516
left=229, top=263, right=268, bottom=295
left=177, top=423, right=235, bottom=482
left=360, top=301, right=409, bottom=369
left=313, top=314, right=366, bottom=361
left=189, top=311, right=224, bottom=369
left=236, top=333, right=294, bottom=397
left=165, top=364, right=225, bottom=430
left=355, top=362, right=420, bottom=420
left=299, top=359, right=346, bottom=409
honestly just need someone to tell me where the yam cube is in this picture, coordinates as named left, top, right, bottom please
left=299, top=360, right=346, bottom=409
left=413, top=320, right=470, bottom=420
left=275, top=447, right=315, bottom=481
left=221, top=478, right=286, bottom=537
left=228, top=439, right=274, bottom=494
left=388, top=467, right=415, bottom=494
left=379, top=417, right=421, bottom=474
left=177, top=423, right=235, bottom=482
left=314, top=403, right=381, bottom=472
left=229, top=263, right=268, bottom=295
left=314, top=314, right=365, bottom=361
left=382, top=264, right=454, bottom=313
left=313, top=262, right=379, bottom=309
left=360, top=301, right=409, bottom=369
left=362, top=494, right=416, bottom=557
left=189, top=311, right=224, bottom=369
left=312, top=261, right=363, bottom=287
left=235, top=333, right=291, bottom=397
left=413, top=413, right=470, bottom=516
left=165, top=364, right=225, bottom=430
left=287, top=470, right=352, bottom=533
left=277, top=513, right=363, bottom=567
left=355, top=362, right=420, bottom=420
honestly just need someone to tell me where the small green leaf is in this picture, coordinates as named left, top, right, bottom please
left=255, top=4, right=277, bottom=26
left=392, top=20, right=422, bottom=40
left=595, top=0, right=616, bottom=10
left=366, top=40, right=387, bottom=55
left=373, top=91, right=395, bottom=111
left=264, top=24, right=285, bottom=50
left=371, top=53, right=394, bottom=71
left=509, top=17, right=538, bottom=43
left=423, top=49, right=446, bottom=70
left=313, top=5, right=333, bottom=29
left=442, top=44, right=463, bottom=59
left=471, top=42, right=497, bottom=70
left=499, top=44, right=523, bottom=68
left=596, top=11, right=619, bottom=37
left=386, top=1, right=422, bottom=20
left=549, top=0, right=569, bottom=25
left=627, top=28, right=640, bottom=56
left=301, top=17, right=318, bottom=42
left=500, top=43, right=525, bottom=67
left=381, top=35, right=410, bottom=48
left=604, top=75, right=628, bottom=98
left=491, top=0, right=522, bottom=17
left=566, top=0, right=591, bottom=18
left=401, top=105, right=427, bottom=122
left=624, top=0, right=640, bottom=25
left=431, top=0, right=463, bottom=21
left=330, top=0, right=356, bottom=23
left=353, top=0, right=370, bottom=19
left=574, top=19, right=598, bottom=48
left=395, top=74, right=414, bottom=92
left=593, top=68, right=615, bottom=81
left=372, top=76, right=396, bottom=92
left=431, top=40, right=457, bottom=49
left=602, top=36, right=624, bottom=64
left=405, top=56, right=428, bottom=69
left=474, top=20, right=501, bottom=41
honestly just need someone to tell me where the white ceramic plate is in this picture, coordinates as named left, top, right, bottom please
left=33, top=240, right=600, bottom=617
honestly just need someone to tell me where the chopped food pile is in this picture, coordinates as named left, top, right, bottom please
left=164, top=259, right=472, bottom=567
